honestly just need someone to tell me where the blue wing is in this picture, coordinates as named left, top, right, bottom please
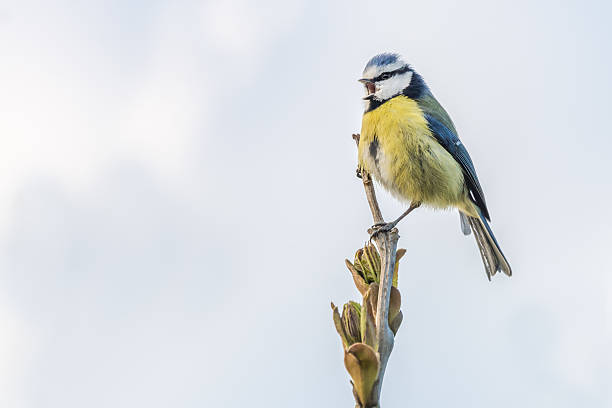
left=424, top=113, right=491, bottom=221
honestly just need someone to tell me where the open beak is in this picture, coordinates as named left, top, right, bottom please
left=358, top=78, right=376, bottom=100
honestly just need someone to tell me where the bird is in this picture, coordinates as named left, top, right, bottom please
left=357, top=52, right=511, bottom=280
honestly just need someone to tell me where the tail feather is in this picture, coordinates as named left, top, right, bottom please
left=468, top=217, right=498, bottom=280
left=464, top=209, right=512, bottom=280
left=459, top=212, right=471, bottom=236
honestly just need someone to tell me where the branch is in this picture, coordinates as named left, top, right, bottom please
left=352, top=134, right=399, bottom=407
left=352, top=134, right=384, bottom=224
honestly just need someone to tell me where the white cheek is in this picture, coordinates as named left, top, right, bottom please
left=375, top=71, right=413, bottom=100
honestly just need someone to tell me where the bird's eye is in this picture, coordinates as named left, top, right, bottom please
left=380, top=73, right=392, bottom=80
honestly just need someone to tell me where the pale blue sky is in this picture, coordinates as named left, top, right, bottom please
left=0, top=1, right=610, bottom=407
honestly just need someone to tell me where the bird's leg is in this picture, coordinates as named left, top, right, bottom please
left=370, top=201, right=421, bottom=238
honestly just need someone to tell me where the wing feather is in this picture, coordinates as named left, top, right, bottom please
left=417, top=94, right=491, bottom=220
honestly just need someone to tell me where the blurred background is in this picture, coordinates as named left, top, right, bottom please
left=0, top=0, right=610, bottom=407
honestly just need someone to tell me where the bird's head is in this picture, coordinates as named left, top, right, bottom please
left=359, top=53, right=426, bottom=110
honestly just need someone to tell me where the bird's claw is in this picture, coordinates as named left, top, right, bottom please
left=368, top=222, right=396, bottom=241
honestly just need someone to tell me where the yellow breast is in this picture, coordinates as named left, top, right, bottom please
left=358, top=96, right=466, bottom=209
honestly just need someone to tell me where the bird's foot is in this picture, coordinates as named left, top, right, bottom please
left=368, top=222, right=397, bottom=240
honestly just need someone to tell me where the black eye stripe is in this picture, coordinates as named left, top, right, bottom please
left=372, top=65, right=410, bottom=82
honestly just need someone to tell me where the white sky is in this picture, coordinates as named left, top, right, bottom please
left=0, top=1, right=610, bottom=407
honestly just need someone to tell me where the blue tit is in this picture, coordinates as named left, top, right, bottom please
left=357, top=52, right=511, bottom=280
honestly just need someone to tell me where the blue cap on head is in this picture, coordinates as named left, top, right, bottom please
left=364, top=53, right=401, bottom=70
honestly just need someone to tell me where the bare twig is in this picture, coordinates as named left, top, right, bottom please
left=352, top=134, right=399, bottom=407
left=352, top=134, right=384, bottom=224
